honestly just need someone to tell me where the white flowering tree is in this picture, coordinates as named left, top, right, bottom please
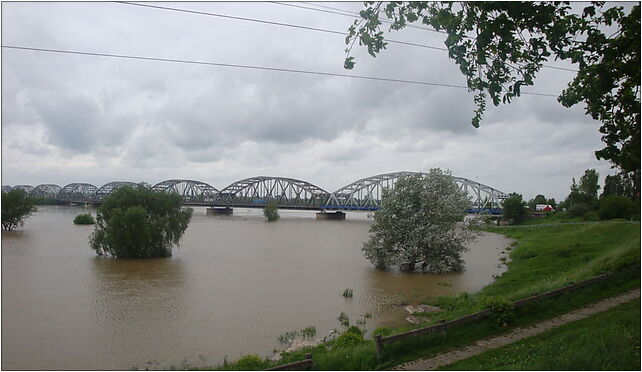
left=363, top=169, right=476, bottom=273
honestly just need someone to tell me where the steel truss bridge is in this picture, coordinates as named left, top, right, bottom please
left=3, top=172, right=508, bottom=212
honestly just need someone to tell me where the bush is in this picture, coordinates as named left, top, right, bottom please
left=483, top=296, right=515, bottom=327
left=342, top=288, right=353, bottom=298
left=333, top=329, right=366, bottom=348
left=73, top=213, right=95, bottom=225
left=568, top=202, right=591, bottom=217
left=598, top=195, right=634, bottom=220
left=89, top=185, right=192, bottom=258
left=263, top=201, right=279, bottom=221
left=232, top=354, right=266, bottom=370
left=1, top=189, right=37, bottom=231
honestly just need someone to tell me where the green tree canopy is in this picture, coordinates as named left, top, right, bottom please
left=601, top=173, right=637, bottom=199
left=502, top=193, right=527, bottom=224
left=1, top=189, right=38, bottom=231
left=362, top=169, right=475, bottom=273
left=90, top=185, right=192, bottom=258
left=263, top=201, right=280, bottom=221
left=579, top=169, right=600, bottom=198
left=345, top=2, right=640, bottom=190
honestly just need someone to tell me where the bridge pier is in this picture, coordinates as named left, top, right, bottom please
left=316, top=211, right=346, bottom=220
left=207, top=207, right=233, bottom=215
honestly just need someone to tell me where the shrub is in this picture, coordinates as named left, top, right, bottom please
left=263, top=201, right=279, bottom=221
left=1, top=189, right=37, bottom=231
left=337, top=312, right=350, bottom=327
left=568, top=203, right=591, bottom=217
left=233, top=354, right=265, bottom=370
left=73, top=213, right=95, bottom=225
left=483, top=296, right=515, bottom=327
left=342, top=288, right=353, bottom=298
left=333, top=329, right=365, bottom=348
left=598, top=195, right=634, bottom=220
left=89, top=185, right=192, bottom=258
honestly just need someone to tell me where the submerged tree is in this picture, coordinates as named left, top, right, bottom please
left=90, top=185, right=192, bottom=258
left=363, top=169, right=475, bottom=273
left=263, top=201, right=280, bottom=221
left=1, top=189, right=38, bottom=231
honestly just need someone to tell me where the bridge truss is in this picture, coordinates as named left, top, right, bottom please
left=215, top=176, right=330, bottom=208
left=152, top=179, right=218, bottom=202
left=324, top=171, right=508, bottom=210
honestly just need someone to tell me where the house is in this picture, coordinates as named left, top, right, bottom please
left=535, top=204, right=555, bottom=212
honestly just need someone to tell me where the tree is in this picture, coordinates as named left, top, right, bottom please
left=601, top=173, right=636, bottom=199
left=1, top=189, right=38, bottom=231
left=362, top=169, right=475, bottom=273
left=90, top=185, right=192, bottom=258
left=263, top=201, right=280, bottom=221
left=345, top=2, right=640, bottom=191
left=561, top=169, right=600, bottom=210
left=579, top=169, right=600, bottom=199
left=502, top=193, right=527, bottom=224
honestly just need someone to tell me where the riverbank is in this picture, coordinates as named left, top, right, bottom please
left=210, top=221, right=640, bottom=370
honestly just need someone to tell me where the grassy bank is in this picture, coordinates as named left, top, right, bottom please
left=440, top=299, right=641, bottom=370
left=210, top=221, right=640, bottom=370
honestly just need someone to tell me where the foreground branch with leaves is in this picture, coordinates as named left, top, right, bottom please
left=345, top=2, right=640, bottom=190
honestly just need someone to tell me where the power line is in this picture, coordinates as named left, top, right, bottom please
left=272, top=1, right=444, bottom=33
left=1, top=44, right=559, bottom=97
left=115, top=2, right=447, bottom=52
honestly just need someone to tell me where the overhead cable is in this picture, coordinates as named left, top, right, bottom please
left=2, top=44, right=559, bottom=97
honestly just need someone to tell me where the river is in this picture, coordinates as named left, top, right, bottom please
left=1, top=206, right=511, bottom=370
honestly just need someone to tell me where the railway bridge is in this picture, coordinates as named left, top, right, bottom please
left=3, top=171, right=508, bottom=216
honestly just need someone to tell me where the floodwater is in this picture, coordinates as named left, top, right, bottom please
left=2, top=206, right=511, bottom=370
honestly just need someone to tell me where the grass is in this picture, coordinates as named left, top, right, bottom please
left=440, top=299, right=641, bottom=370
left=206, top=221, right=640, bottom=370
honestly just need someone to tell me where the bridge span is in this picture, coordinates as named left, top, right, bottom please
left=3, top=172, right=508, bottom=213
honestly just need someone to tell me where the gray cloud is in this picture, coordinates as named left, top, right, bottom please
left=1, top=2, right=620, bottom=201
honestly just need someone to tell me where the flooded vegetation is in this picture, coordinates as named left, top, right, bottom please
left=2, top=206, right=511, bottom=370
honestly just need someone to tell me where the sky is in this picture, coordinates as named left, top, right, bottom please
left=1, top=1, right=625, bottom=201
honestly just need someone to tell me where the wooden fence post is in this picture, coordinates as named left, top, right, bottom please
left=375, top=334, right=383, bottom=360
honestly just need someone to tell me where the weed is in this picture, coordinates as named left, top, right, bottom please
left=337, top=312, right=350, bottom=327
left=300, top=325, right=316, bottom=339
left=277, top=331, right=299, bottom=344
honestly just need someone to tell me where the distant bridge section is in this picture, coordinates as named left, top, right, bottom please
left=323, top=172, right=508, bottom=211
left=214, top=176, right=330, bottom=210
left=152, top=179, right=218, bottom=203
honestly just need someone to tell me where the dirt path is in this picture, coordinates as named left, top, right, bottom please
left=390, top=288, right=641, bottom=370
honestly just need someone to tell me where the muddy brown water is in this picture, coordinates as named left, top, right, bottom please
left=2, top=206, right=511, bottom=370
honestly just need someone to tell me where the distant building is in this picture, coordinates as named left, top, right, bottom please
left=535, top=204, right=555, bottom=212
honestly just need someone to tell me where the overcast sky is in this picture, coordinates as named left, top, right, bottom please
left=1, top=1, right=624, bottom=201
